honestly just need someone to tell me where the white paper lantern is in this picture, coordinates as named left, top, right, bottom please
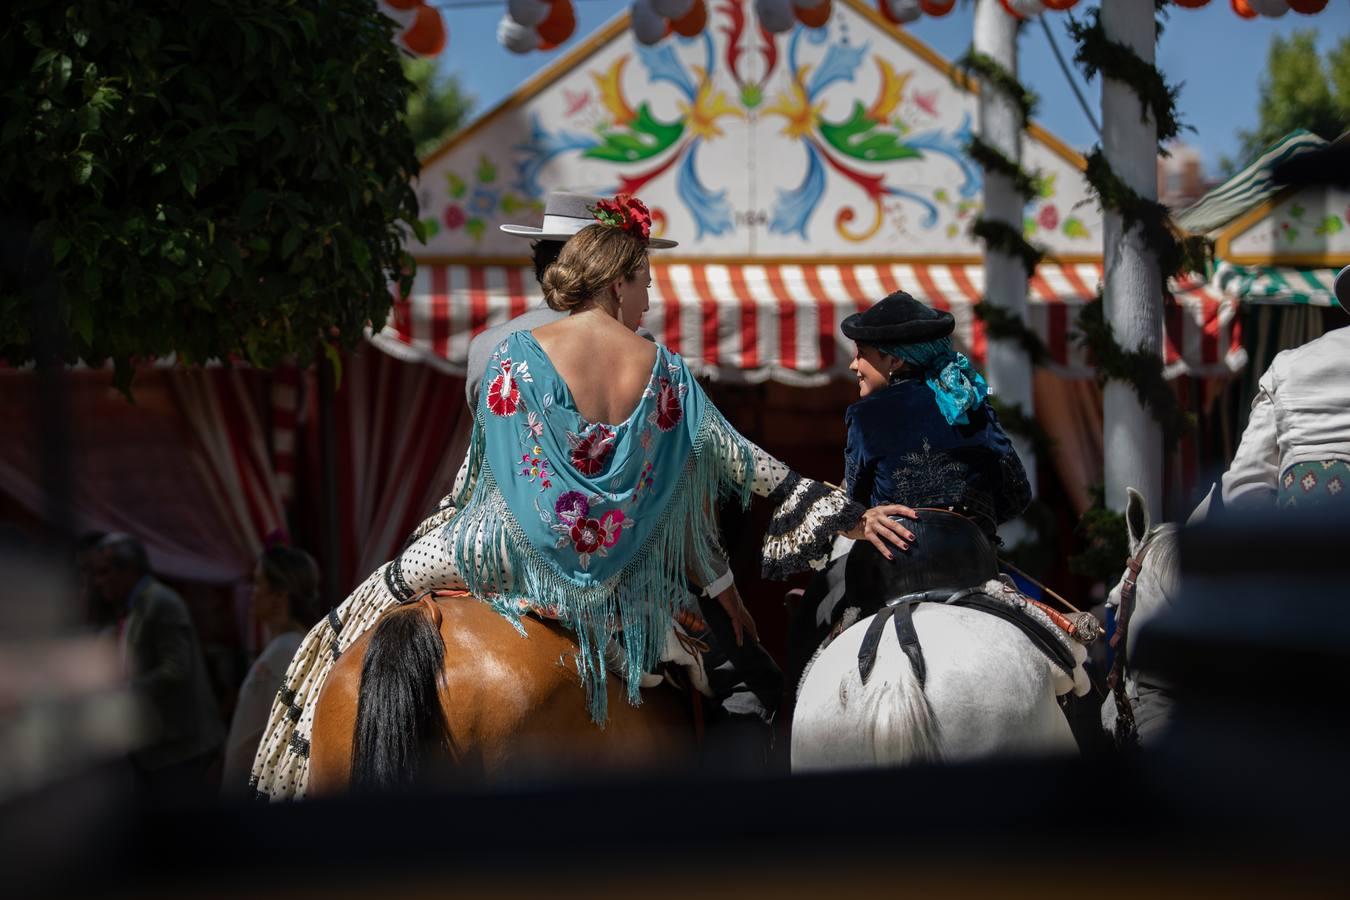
left=756, top=0, right=797, bottom=32
left=885, top=0, right=923, bottom=24
left=631, top=0, right=668, bottom=45
left=1248, top=0, right=1289, bottom=15
left=498, top=14, right=541, bottom=53
left=652, top=0, right=695, bottom=19
left=1008, top=0, right=1047, bottom=17
left=506, top=0, right=551, bottom=28
left=793, top=0, right=830, bottom=9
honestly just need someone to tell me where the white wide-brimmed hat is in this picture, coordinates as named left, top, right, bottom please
left=499, top=191, right=677, bottom=248
left=1335, top=265, right=1349, bottom=313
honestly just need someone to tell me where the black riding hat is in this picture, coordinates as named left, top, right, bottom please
left=841, top=291, right=955, bottom=345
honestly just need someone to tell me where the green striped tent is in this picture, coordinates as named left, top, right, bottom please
left=1176, top=130, right=1327, bottom=235
left=1212, top=261, right=1340, bottom=307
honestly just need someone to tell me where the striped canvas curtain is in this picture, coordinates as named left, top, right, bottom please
left=300, top=349, right=469, bottom=594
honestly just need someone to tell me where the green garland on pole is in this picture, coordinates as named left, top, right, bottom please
left=1073, top=297, right=1194, bottom=446
left=954, top=50, right=1040, bottom=124
left=971, top=219, right=1045, bottom=279
left=1068, top=486, right=1130, bottom=586
left=1067, top=9, right=1183, bottom=144
left=966, top=136, right=1043, bottom=201
left=973, top=300, right=1050, bottom=367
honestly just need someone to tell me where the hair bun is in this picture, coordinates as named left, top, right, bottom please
left=542, top=261, right=589, bottom=312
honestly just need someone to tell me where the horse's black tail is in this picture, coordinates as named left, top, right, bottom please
left=350, top=599, right=450, bottom=790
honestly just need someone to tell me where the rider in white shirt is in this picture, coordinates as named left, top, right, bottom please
left=1220, top=265, right=1350, bottom=512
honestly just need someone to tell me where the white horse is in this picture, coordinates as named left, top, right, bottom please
left=791, top=577, right=1092, bottom=771
left=1101, top=487, right=1180, bottom=745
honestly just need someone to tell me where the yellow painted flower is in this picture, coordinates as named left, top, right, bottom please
left=677, top=67, right=745, bottom=141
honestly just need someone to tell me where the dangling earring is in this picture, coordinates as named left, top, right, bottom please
left=887, top=365, right=903, bottom=385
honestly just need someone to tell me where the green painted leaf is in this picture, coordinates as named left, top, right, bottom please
left=1037, top=173, right=1057, bottom=200
left=1024, top=217, right=1037, bottom=237
left=934, top=189, right=949, bottom=203
left=582, top=103, right=684, bottom=163
left=446, top=172, right=466, bottom=198
left=476, top=156, right=496, bottom=184
left=1062, top=218, right=1090, bottom=239
left=1315, top=216, right=1343, bottom=236
left=1289, top=204, right=1305, bottom=219
left=741, top=84, right=763, bottom=109
left=500, top=193, right=523, bottom=214
left=416, top=216, right=438, bottom=239
left=1285, top=227, right=1300, bottom=242
left=465, top=218, right=485, bottom=241
left=818, top=102, right=921, bottom=163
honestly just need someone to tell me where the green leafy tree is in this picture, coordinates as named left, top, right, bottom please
left=1228, top=31, right=1350, bottom=171
left=1, top=1, right=422, bottom=387
left=403, top=57, right=472, bottom=158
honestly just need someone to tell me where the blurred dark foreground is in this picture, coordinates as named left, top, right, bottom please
left=4, top=508, right=1349, bottom=899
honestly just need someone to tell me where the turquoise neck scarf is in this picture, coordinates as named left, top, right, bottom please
left=878, top=337, right=989, bottom=426
left=446, top=331, right=754, bottom=722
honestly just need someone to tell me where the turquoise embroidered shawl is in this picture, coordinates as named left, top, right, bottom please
left=446, top=331, right=754, bottom=722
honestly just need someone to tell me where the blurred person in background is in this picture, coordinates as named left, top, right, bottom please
left=1210, top=265, right=1350, bottom=514
left=88, top=533, right=223, bottom=804
left=221, top=545, right=319, bottom=795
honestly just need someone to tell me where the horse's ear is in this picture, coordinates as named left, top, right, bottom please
left=1125, top=487, right=1150, bottom=553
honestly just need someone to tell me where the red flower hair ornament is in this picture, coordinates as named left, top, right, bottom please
left=589, top=194, right=653, bottom=243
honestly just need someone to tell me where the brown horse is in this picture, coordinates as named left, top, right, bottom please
left=308, top=594, right=695, bottom=793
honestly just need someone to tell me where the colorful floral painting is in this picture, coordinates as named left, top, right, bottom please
left=419, top=154, right=541, bottom=243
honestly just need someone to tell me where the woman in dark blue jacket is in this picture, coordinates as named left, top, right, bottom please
left=788, top=291, right=1031, bottom=689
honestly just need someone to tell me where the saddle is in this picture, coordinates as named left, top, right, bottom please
left=841, top=510, right=1076, bottom=685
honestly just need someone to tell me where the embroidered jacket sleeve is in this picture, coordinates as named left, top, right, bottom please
left=705, top=408, right=864, bottom=579
left=843, top=407, right=876, bottom=506
left=984, top=404, right=1033, bottom=524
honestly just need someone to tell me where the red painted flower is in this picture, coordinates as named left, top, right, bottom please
left=443, top=204, right=466, bottom=230
left=568, top=424, right=616, bottom=476
left=1038, top=204, right=1060, bottom=231
left=570, top=517, right=604, bottom=555
left=486, top=360, right=520, bottom=417
left=650, top=377, right=684, bottom=432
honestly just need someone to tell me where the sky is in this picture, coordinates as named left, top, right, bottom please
left=432, top=0, right=1349, bottom=177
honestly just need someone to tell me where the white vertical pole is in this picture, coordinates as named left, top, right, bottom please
left=1100, top=0, right=1163, bottom=513
left=973, top=0, right=1036, bottom=537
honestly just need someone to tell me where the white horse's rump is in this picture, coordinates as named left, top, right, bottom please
left=792, top=589, right=1087, bottom=771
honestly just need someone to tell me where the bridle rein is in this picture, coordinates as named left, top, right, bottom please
left=1106, top=530, right=1162, bottom=747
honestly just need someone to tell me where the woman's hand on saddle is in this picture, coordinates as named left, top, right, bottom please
left=846, top=504, right=918, bottom=560
left=714, top=583, right=759, bottom=647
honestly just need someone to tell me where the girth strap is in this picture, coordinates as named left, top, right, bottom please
left=856, top=589, right=1076, bottom=685
left=857, top=600, right=928, bottom=687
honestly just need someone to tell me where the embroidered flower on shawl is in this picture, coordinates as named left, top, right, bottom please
left=568, top=424, right=617, bottom=476
left=554, top=491, right=590, bottom=524
left=566, top=509, right=626, bottom=570
left=647, top=377, right=686, bottom=432
left=518, top=446, right=554, bottom=489
left=487, top=359, right=521, bottom=417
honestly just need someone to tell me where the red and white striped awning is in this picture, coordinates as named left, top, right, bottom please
left=370, top=263, right=1246, bottom=384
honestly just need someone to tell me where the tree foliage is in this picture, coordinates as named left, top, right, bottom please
left=402, top=57, right=472, bottom=158
left=1232, top=31, right=1350, bottom=169
left=0, top=1, right=421, bottom=386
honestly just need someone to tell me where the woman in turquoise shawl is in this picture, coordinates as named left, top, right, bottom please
left=251, top=196, right=914, bottom=798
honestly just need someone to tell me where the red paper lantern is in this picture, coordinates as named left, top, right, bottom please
left=919, top=0, right=955, bottom=15
left=1171, top=0, right=1211, bottom=8
left=1287, top=0, right=1328, bottom=13
left=671, top=0, right=708, bottom=36
left=796, top=0, right=833, bottom=28
left=400, top=5, right=446, bottom=56
left=1041, top=0, right=1080, bottom=10
left=537, top=0, right=576, bottom=46
left=382, top=0, right=422, bottom=9
left=997, top=0, right=1024, bottom=18
left=1231, top=0, right=1258, bottom=17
